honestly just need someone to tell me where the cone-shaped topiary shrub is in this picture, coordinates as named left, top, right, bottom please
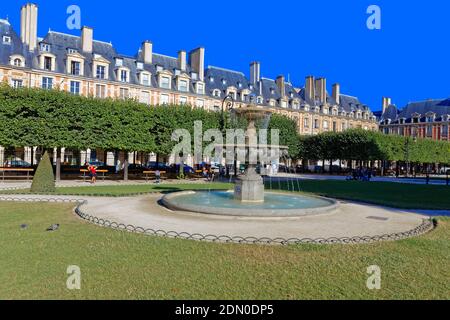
left=30, top=151, right=55, bottom=193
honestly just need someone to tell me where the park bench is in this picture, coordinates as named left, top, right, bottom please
left=80, top=169, right=109, bottom=182
left=143, top=171, right=166, bottom=182
left=0, top=168, right=34, bottom=181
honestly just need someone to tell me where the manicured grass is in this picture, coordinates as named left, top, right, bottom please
left=2, top=179, right=449, bottom=210
left=269, top=180, right=450, bottom=210
left=0, top=182, right=232, bottom=197
left=0, top=201, right=448, bottom=300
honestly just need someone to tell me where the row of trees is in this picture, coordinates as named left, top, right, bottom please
left=0, top=84, right=449, bottom=177
left=296, top=129, right=450, bottom=165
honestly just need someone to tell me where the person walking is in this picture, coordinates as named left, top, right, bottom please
left=155, top=169, right=161, bottom=184
left=88, top=164, right=97, bottom=184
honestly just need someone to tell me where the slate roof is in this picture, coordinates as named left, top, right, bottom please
left=0, top=18, right=376, bottom=116
left=380, top=99, right=450, bottom=124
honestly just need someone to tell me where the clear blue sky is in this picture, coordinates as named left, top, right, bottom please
left=1, top=0, right=449, bottom=111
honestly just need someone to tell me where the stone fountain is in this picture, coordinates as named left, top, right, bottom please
left=233, top=105, right=272, bottom=203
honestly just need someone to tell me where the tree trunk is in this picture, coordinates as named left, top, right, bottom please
left=55, top=147, right=61, bottom=182
left=123, top=156, right=129, bottom=182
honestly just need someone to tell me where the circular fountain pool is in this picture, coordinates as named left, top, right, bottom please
left=162, top=190, right=338, bottom=217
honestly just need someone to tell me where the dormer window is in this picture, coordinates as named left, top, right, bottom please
left=178, top=79, right=188, bottom=92
left=270, top=88, right=275, bottom=95
left=10, top=55, right=25, bottom=67
left=67, top=48, right=78, bottom=54
left=191, top=72, right=198, bottom=80
left=115, top=58, right=123, bottom=67
left=256, top=96, right=263, bottom=104
left=399, top=118, right=405, bottom=125
left=212, top=89, right=221, bottom=98
left=119, top=69, right=129, bottom=82
left=160, top=75, right=170, bottom=89
left=426, top=114, right=435, bottom=122
left=237, top=82, right=242, bottom=88
left=3, top=36, right=11, bottom=44
left=96, top=65, right=106, bottom=79
left=196, top=82, right=204, bottom=95
left=140, top=72, right=151, bottom=86
left=209, top=76, right=214, bottom=83
left=70, top=61, right=81, bottom=75
left=222, top=79, right=227, bottom=85
left=40, top=43, right=51, bottom=52
left=136, top=62, right=144, bottom=70
left=249, top=84, right=253, bottom=90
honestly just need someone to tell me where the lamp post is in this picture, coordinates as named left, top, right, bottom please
left=221, top=94, right=235, bottom=178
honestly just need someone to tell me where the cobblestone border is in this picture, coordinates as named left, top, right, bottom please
left=0, top=196, right=436, bottom=245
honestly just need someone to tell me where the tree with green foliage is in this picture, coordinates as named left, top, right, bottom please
left=30, top=151, right=55, bottom=193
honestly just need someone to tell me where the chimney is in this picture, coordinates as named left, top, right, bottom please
left=142, top=41, right=153, bottom=65
left=189, top=47, right=205, bottom=81
left=305, top=76, right=315, bottom=101
left=20, top=3, right=38, bottom=51
left=382, top=97, right=392, bottom=114
left=81, top=26, right=93, bottom=53
left=178, top=50, right=187, bottom=71
left=250, top=61, right=261, bottom=85
left=315, top=78, right=327, bottom=104
left=276, top=75, right=286, bottom=98
left=332, top=83, right=340, bottom=105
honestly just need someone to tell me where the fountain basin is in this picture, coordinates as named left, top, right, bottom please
left=161, top=190, right=338, bottom=217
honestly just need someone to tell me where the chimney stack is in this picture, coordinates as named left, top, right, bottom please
left=178, top=50, right=187, bottom=71
left=141, top=41, right=153, bottom=65
left=189, top=47, right=205, bottom=81
left=276, top=75, right=286, bottom=98
left=332, top=83, right=340, bottom=105
left=20, top=3, right=38, bottom=51
left=250, top=61, right=261, bottom=85
left=81, top=26, right=93, bottom=53
left=382, top=97, right=392, bottom=114
left=315, top=78, right=327, bottom=104
left=305, top=76, right=315, bottom=102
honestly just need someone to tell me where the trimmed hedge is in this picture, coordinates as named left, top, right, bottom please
left=30, top=152, right=55, bottom=193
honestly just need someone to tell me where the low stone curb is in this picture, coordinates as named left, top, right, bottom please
left=0, top=196, right=436, bottom=246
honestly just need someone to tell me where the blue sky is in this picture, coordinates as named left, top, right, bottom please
left=1, top=0, right=449, bottom=111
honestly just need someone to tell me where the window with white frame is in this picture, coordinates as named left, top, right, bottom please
left=11, top=79, right=23, bottom=88
left=323, top=120, right=329, bottom=130
left=43, top=56, right=53, bottom=71
left=139, top=91, right=150, bottom=104
left=178, top=79, right=188, bottom=92
left=191, top=72, right=198, bottom=80
left=196, top=83, right=204, bottom=94
left=314, top=119, right=319, bottom=129
left=3, top=36, right=11, bottom=44
left=213, top=89, right=221, bottom=98
left=256, top=96, right=263, bottom=104
left=96, top=65, right=106, bottom=79
left=67, top=48, right=78, bottom=54
left=70, top=61, right=81, bottom=75
left=280, top=100, right=287, bottom=108
left=141, top=73, right=151, bottom=86
left=70, top=81, right=80, bottom=95
left=42, top=77, right=53, bottom=90
left=115, top=58, right=123, bottom=67
left=160, top=76, right=170, bottom=89
left=95, top=84, right=106, bottom=98
left=269, top=99, right=275, bottom=107
left=119, top=88, right=129, bottom=100
left=12, top=57, right=24, bottom=67
left=196, top=99, right=205, bottom=108
left=179, top=96, right=188, bottom=105
left=119, top=69, right=129, bottom=82
left=40, top=43, right=51, bottom=52
left=136, top=62, right=144, bottom=70
left=160, top=94, right=169, bottom=105
left=304, top=118, right=310, bottom=128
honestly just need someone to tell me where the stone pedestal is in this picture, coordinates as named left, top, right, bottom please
left=234, top=169, right=265, bottom=203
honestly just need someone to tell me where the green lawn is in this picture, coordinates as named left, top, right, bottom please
left=2, top=180, right=449, bottom=210
left=271, top=180, right=450, bottom=210
left=0, top=202, right=448, bottom=300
